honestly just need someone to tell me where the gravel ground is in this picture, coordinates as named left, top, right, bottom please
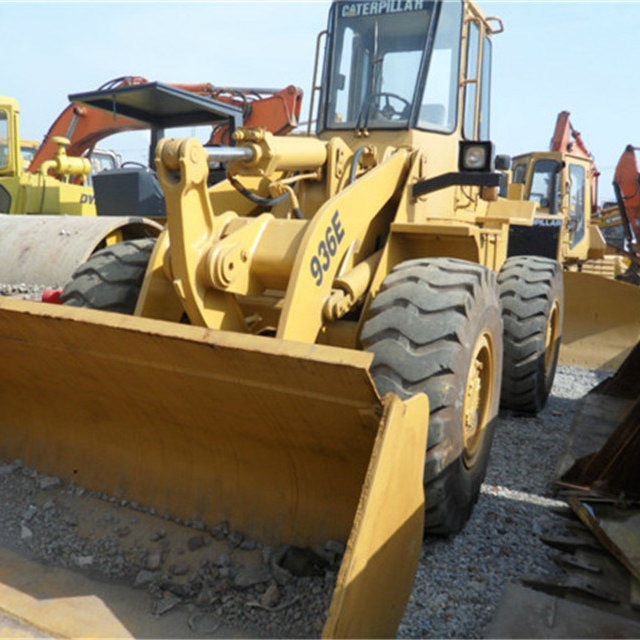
left=0, top=462, right=336, bottom=638
left=0, top=283, right=48, bottom=300
left=0, top=273, right=339, bottom=639
left=0, top=307, right=608, bottom=640
left=399, top=365, right=609, bottom=639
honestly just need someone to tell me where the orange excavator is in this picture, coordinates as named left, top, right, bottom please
left=29, top=75, right=303, bottom=175
left=590, top=145, right=640, bottom=282
left=612, top=145, right=640, bottom=241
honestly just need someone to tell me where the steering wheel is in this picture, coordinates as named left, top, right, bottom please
left=120, top=161, right=148, bottom=169
left=370, top=92, right=411, bottom=120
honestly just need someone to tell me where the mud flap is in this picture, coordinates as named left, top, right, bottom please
left=561, top=272, right=640, bottom=370
left=0, top=298, right=429, bottom=638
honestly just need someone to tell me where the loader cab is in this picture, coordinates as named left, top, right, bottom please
left=512, top=151, right=593, bottom=256
left=317, top=0, right=496, bottom=140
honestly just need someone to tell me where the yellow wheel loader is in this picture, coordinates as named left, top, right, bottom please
left=509, top=138, right=640, bottom=371
left=0, top=0, right=615, bottom=635
left=56, top=0, right=521, bottom=535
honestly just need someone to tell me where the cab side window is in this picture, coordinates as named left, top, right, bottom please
left=478, top=36, right=491, bottom=139
left=463, top=21, right=479, bottom=139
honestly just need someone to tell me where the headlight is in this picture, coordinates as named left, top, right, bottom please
left=459, top=141, right=494, bottom=172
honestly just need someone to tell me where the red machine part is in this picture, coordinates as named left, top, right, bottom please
left=29, top=76, right=303, bottom=173
left=614, top=145, right=640, bottom=239
left=41, top=289, right=63, bottom=304
left=549, top=110, right=600, bottom=212
left=202, top=85, right=303, bottom=146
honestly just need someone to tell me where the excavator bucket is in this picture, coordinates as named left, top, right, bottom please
left=561, top=272, right=640, bottom=370
left=0, top=297, right=429, bottom=638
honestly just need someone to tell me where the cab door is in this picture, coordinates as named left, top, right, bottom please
left=563, top=160, right=590, bottom=259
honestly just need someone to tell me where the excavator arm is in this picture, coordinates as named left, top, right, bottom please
left=549, top=110, right=600, bottom=211
left=29, top=75, right=303, bottom=174
left=613, top=145, right=640, bottom=241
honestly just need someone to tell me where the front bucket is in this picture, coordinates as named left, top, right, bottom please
left=0, top=298, right=428, bottom=637
left=561, top=272, right=640, bottom=370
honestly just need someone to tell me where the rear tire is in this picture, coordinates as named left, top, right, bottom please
left=498, top=256, right=563, bottom=414
left=361, top=258, right=503, bottom=535
left=61, top=238, right=155, bottom=313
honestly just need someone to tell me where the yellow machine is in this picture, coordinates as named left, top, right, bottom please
left=57, top=0, right=524, bottom=536
left=0, top=1, right=635, bottom=636
left=0, top=97, right=95, bottom=215
left=509, top=149, right=640, bottom=370
left=0, top=96, right=160, bottom=287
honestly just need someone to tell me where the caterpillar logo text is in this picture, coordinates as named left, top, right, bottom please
left=533, top=218, right=563, bottom=227
left=341, top=0, right=426, bottom=18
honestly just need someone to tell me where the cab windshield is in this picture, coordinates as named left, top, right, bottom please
left=325, top=1, right=434, bottom=129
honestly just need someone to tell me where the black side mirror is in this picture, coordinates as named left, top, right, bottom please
left=495, top=154, right=511, bottom=171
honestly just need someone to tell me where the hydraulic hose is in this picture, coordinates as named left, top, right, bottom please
left=349, top=148, right=367, bottom=185
left=227, top=173, right=288, bottom=208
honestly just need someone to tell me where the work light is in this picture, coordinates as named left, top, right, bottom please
left=459, top=141, right=495, bottom=172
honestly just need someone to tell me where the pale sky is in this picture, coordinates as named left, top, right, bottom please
left=3, top=0, right=639, bottom=201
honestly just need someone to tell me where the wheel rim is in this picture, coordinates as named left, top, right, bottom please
left=545, top=300, right=561, bottom=377
left=462, top=332, right=495, bottom=468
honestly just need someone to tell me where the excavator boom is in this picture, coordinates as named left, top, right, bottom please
left=613, top=144, right=640, bottom=240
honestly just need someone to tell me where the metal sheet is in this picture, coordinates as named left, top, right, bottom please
left=557, top=339, right=640, bottom=496
left=0, top=215, right=161, bottom=286
left=561, top=272, right=640, bottom=371
left=569, top=499, right=640, bottom=584
left=555, top=393, right=633, bottom=481
left=69, top=83, right=243, bottom=130
left=486, top=583, right=640, bottom=639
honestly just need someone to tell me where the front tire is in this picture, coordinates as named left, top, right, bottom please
left=498, top=256, right=563, bottom=414
left=361, top=258, right=503, bottom=535
left=61, top=238, right=155, bottom=313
